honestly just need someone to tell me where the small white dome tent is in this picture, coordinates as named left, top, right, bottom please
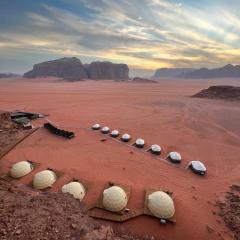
left=168, top=152, right=182, bottom=163
left=101, top=126, right=110, bottom=134
left=148, top=191, right=175, bottom=219
left=110, top=130, right=120, bottom=137
left=92, top=123, right=101, bottom=130
left=150, top=144, right=162, bottom=155
left=189, top=160, right=206, bottom=175
left=10, top=161, right=33, bottom=178
left=121, top=133, right=131, bottom=142
left=33, top=170, right=56, bottom=190
left=62, top=181, right=86, bottom=201
left=102, top=186, right=128, bottom=212
left=135, top=138, right=145, bottom=148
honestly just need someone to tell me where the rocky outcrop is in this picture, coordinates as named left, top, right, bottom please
left=0, top=73, right=21, bottom=78
left=23, top=57, right=88, bottom=79
left=184, top=64, right=240, bottom=79
left=192, top=86, right=240, bottom=101
left=131, top=77, right=158, bottom=83
left=85, top=61, right=129, bottom=80
left=153, top=68, right=195, bottom=78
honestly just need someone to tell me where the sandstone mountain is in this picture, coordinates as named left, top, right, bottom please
left=85, top=61, right=129, bottom=80
left=153, top=64, right=240, bottom=79
left=23, top=57, right=88, bottom=79
left=0, top=73, right=21, bottom=78
left=153, top=68, right=195, bottom=78
left=184, top=64, right=240, bottom=79
left=24, top=58, right=129, bottom=80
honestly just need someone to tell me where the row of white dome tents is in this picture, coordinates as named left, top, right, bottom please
left=9, top=161, right=176, bottom=223
left=92, top=123, right=206, bottom=176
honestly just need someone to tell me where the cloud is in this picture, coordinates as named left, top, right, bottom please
left=0, top=0, right=240, bottom=74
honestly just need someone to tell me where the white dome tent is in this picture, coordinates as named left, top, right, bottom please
left=102, top=186, right=128, bottom=212
left=189, top=160, right=206, bottom=175
left=92, top=123, right=101, bottom=130
left=168, top=152, right=182, bottom=163
left=10, top=161, right=33, bottom=178
left=148, top=191, right=175, bottom=219
left=110, top=130, right=120, bottom=137
left=62, top=181, right=86, bottom=201
left=33, top=170, right=57, bottom=190
left=121, top=133, right=131, bottom=142
left=150, top=144, right=162, bottom=155
left=135, top=138, right=145, bottom=148
left=101, top=126, right=110, bottom=134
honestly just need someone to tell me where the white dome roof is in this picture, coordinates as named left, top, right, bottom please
left=10, top=161, right=33, bottom=178
left=148, top=191, right=175, bottom=219
left=191, top=160, right=206, bottom=172
left=101, top=126, right=110, bottom=132
left=169, top=152, right=182, bottom=162
left=33, top=170, right=56, bottom=190
left=102, top=186, right=128, bottom=212
left=111, top=130, right=119, bottom=136
left=92, top=123, right=101, bottom=129
left=136, top=138, right=145, bottom=146
left=151, top=144, right=161, bottom=153
left=121, top=133, right=131, bottom=140
left=62, top=181, right=86, bottom=201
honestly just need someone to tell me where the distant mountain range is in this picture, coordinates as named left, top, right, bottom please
left=153, top=64, right=240, bottom=79
left=0, top=73, right=21, bottom=78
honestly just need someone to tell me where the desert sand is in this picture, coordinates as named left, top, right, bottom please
left=0, top=77, right=240, bottom=240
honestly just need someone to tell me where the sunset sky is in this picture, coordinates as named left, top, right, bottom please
left=0, top=0, right=240, bottom=77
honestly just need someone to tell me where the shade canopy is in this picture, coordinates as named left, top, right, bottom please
left=148, top=191, right=175, bottom=219
left=62, top=181, right=86, bottom=201
left=33, top=170, right=56, bottom=190
left=10, top=161, right=33, bottom=178
left=102, top=186, right=128, bottom=212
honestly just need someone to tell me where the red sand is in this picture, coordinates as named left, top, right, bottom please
left=0, top=77, right=240, bottom=240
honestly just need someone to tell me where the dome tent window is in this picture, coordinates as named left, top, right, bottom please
left=110, top=130, right=120, bottom=137
left=10, top=160, right=33, bottom=178
left=150, top=144, right=162, bottom=155
left=121, top=133, right=131, bottom=142
left=189, top=160, right=206, bottom=175
left=101, top=126, right=110, bottom=134
left=135, top=138, right=145, bottom=148
left=92, top=123, right=101, bottom=130
left=33, top=169, right=57, bottom=190
left=167, top=152, right=182, bottom=163
left=147, top=191, right=175, bottom=219
left=62, top=181, right=86, bottom=201
left=102, top=186, right=128, bottom=212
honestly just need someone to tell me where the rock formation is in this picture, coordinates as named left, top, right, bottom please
left=23, top=58, right=129, bottom=80
left=184, top=64, right=240, bottom=79
left=0, top=73, right=21, bottom=78
left=85, top=61, right=129, bottom=80
left=153, top=68, right=195, bottom=78
left=192, top=86, right=240, bottom=101
left=131, top=77, right=158, bottom=83
left=23, top=57, right=88, bottom=79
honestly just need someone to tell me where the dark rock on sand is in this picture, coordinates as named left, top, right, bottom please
left=192, top=86, right=240, bottom=101
left=23, top=57, right=88, bottom=79
left=85, top=61, right=129, bottom=80
left=131, top=77, right=158, bottom=83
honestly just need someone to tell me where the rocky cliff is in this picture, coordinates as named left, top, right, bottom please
left=23, top=57, right=88, bottom=79
left=85, top=61, right=129, bottom=80
left=153, top=68, right=195, bottom=78
left=24, top=58, right=129, bottom=80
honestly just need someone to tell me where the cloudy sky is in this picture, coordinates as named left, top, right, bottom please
left=0, top=0, right=240, bottom=77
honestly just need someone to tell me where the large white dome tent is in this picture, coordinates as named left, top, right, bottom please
left=33, top=169, right=57, bottom=190
left=10, top=161, right=33, bottom=178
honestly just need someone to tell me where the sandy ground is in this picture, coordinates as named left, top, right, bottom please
left=0, top=77, right=240, bottom=240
